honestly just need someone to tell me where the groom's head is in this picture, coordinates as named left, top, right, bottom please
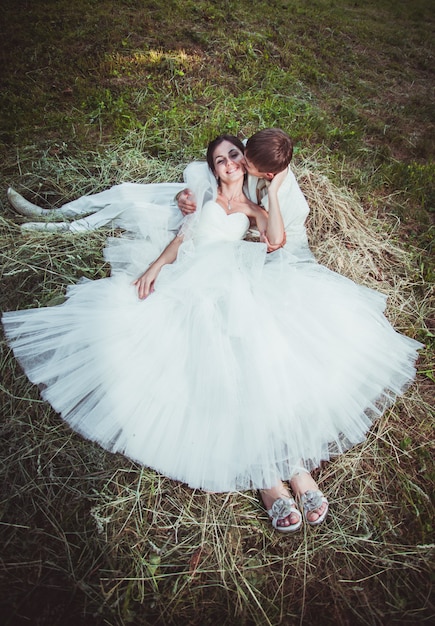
left=244, top=128, right=293, bottom=180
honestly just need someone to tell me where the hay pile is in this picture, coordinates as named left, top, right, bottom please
left=0, top=151, right=433, bottom=626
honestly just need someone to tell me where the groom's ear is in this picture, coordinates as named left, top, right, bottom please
left=265, top=173, right=275, bottom=181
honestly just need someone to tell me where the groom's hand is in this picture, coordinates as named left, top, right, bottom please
left=176, top=189, right=197, bottom=216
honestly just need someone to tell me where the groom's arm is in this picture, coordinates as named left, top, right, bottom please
left=175, top=189, right=197, bottom=215
left=176, top=160, right=217, bottom=216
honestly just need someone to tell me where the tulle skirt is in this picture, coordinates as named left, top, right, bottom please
left=2, top=233, right=422, bottom=492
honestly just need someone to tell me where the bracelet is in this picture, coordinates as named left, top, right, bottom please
left=260, top=231, right=287, bottom=253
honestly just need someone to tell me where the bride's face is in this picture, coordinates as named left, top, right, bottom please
left=212, top=140, right=245, bottom=183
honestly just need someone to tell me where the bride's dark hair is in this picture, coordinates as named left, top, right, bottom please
left=206, top=134, right=245, bottom=173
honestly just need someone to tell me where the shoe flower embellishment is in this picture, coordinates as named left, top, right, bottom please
left=301, top=490, right=323, bottom=512
left=270, top=497, right=294, bottom=522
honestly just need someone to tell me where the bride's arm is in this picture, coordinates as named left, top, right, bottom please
left=252, top=169, right=287, bottom=251
left=133, top=234, right=184, bottom=299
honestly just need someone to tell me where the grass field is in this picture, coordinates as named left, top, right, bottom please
left=0, top=1, right=434, bottom=624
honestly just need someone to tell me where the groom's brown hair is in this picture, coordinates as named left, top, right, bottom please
left=245, top=128, right=293, bottom=174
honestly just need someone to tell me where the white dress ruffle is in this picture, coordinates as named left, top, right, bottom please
left=2, top=199, right=422, bottom=492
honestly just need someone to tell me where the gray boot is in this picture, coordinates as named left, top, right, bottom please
left=20, top=221, right=71, bottom=232
left=7, top=187, right=76, bottom=219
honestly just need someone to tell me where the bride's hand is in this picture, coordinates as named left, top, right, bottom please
left=268, top=168, right=287, bottom=193
left=133, top=264, right=161, bottom=299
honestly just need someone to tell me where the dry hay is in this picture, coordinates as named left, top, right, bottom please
left=0, top=151, right=433, bottom=626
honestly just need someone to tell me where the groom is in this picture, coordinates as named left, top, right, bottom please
left=7, top=128, right=313, bottom=261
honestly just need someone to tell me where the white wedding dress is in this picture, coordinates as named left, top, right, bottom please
left=2, top=197, right=422, bottom=492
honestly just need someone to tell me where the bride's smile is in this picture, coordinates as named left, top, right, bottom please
left=212, top=139, right=245, bottom=182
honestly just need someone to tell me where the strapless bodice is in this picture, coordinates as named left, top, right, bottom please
left=192, top=201, right=250, bottom=244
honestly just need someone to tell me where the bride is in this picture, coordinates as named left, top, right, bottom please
left=2, top=134, right=422, bottom=533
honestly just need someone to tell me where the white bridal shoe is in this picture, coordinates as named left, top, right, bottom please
left=266, top=495, right=303, bottom=533
left=299, top=490, right=329, bottom=526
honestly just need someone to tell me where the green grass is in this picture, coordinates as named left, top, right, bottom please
left=1, top=0, right=433, bottom=233
left=0, top=1, right=434, bottom=624
left=1, top=4, right=433, bottom=147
